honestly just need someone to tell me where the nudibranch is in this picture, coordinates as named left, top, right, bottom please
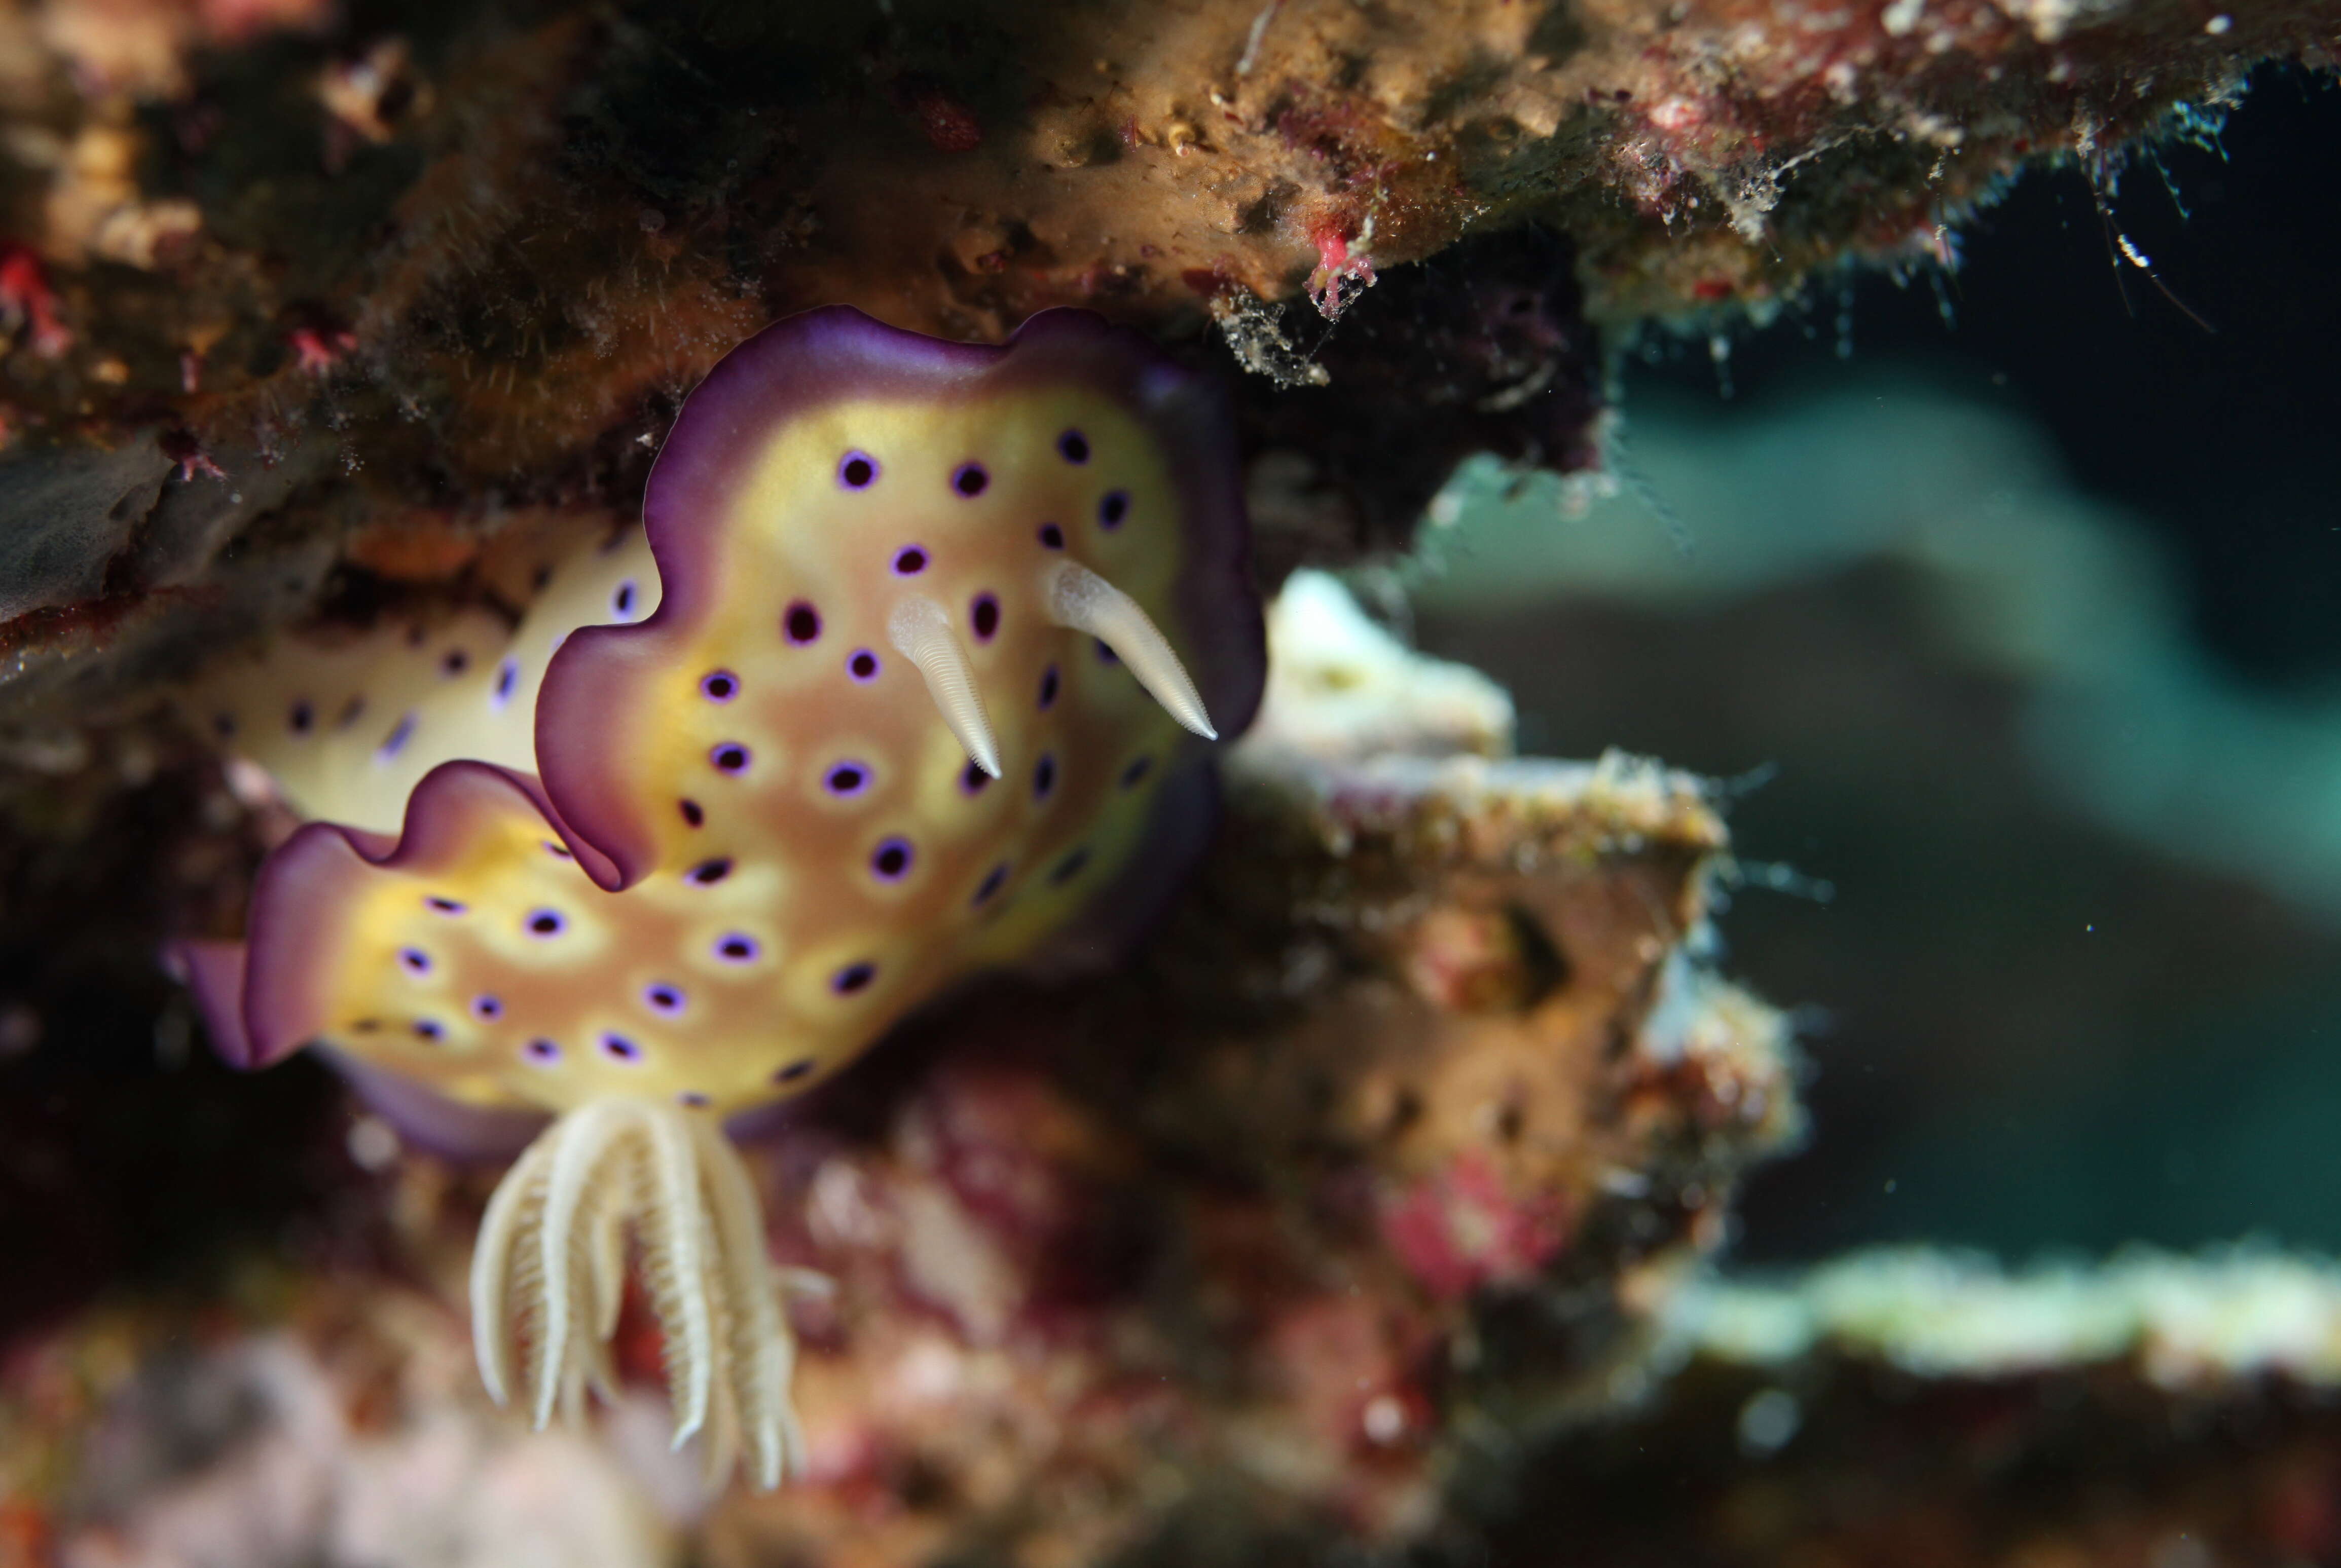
left=177, top=308, right=1264, bottom=1487
left=190, top=526, right=659, bottom=833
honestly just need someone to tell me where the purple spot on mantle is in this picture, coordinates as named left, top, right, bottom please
left=970, top=593, right=1000, bottom=642
left=425, top=895, right=465, bottom=915
left=376, top=712, right=417, bottom=762
left=701, top=669, right=739, bottom=702
left=838, top=450, right=879, bottom=489
left=677, top=1091, right=710, bottom=1108
left=870, top=837, right=914, bottom=882
left=892, top=545, right=928, bottom=575
left=687, top=857, right=734, bottom=886
left=542, top=840, right=573, bottom=859
left=644, top=983, right=686, bottom=1016
left=1050, top=846, right=1092, bottom=885
left=1095, top=638, right=1119, bottom=665
left=848, top=648, right=881, bottom=682
left=442, top=649, right=469, bottom=677
left=413, top=1019, right=444, bottom=1041
left=784, top=601, right=822, bottom=644
left=1058, top=429, right=1090, bottom=464
left=1038, top=522, right=1065, bottom=550
left=715, top=932, right=760, bottom=964
left=711, top=742, right=752, bottom=775
left=600, top=1031, right=643, bottom=1063
left=1099, top=490, right=1130, bottom=529
left=1038, top=664, right=1060, bottom=710
left=492, top=658, right=520, bottom=708
left=524, top=1037, right=560, bottom=1064
left=471, top=995, right=503, bottom=1021
left=611, top=580, right=638, bottom=619
left=774, top=1058, right=816, bottom=1084
left=1033, top=753, right=1057, bottom=800
left=397, top=947, right=431, bottom=975
left=830, top=961, right=875, bottom=995
left=953, top=462, right=989, bottom=497
left=679, top=798, right=704, bottom=827
left=526, top=908, right=567, bottom=937
left=824, top=761, right=871, bottom=798
left=1121, top=755, right=1155, bottom=788
left=289, top=700, right=314, bottom=734
left=960, top=759, right=992, bottom=796
left=973, top=863, right=1009, bottom=905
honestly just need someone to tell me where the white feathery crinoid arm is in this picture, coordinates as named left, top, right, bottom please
left=471, top=1130, right=556, bottom=1409
left=469, top=1097, right=807, bottom=1490
left=690, top=1112, right=807, bottom=1486
left=1038, top=559, right=1217, bottom=739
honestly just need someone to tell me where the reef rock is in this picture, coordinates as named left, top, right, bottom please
left=1462, top=1248, right=2341, bottom=1565
left=0, top=580, right=1793, bottom=1564
left=1, top=0, right=2334, bottom=693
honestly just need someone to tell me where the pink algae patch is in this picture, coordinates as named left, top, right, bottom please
left=1306, top=220, right=1377, bottom=319
left=0, top=244, right=71, bottom=358
left=1378, top=1151, right=1570, bottom=1300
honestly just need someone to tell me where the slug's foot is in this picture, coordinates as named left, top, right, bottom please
left=470, top=1097, right=804, bottom=1489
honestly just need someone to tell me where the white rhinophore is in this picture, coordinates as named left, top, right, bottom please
left=471, top=1097, right=806, bottom=1490
left=1039, top=559, right=1217, bottom=739
left=889, top=595, right=1004, bottom=778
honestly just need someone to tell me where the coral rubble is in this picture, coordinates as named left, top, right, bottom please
left=1463, top=1249, right=2341, bottom=1566
left=29, top=1242, right=2341, bottom=1566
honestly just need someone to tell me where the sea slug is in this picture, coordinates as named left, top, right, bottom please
left=176, top=307, right=1265, bottom=1485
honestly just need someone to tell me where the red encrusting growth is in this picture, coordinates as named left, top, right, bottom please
left=899, top=81, right=983, bottom=153
left=0, top=244, right=71, bottom=358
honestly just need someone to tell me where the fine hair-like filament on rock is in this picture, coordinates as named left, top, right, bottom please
left=470, top=1097, right=806, bottom=1489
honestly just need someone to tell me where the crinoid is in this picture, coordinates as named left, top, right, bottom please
left=470, top=1098, right=805, bottom=1488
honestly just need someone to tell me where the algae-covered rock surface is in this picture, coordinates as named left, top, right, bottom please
left=1, top=0, right=2333, bottom=690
